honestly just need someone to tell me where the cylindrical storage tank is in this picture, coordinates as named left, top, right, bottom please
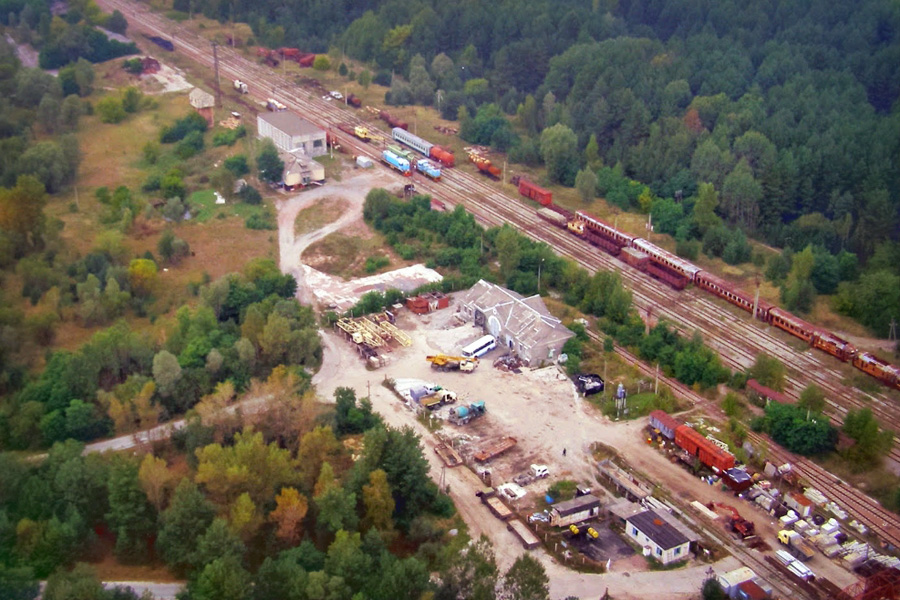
left=430, top=146, right=455, bottom=167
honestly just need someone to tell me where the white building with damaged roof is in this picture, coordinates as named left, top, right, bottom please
left=456, top=280, right=575, bottom=366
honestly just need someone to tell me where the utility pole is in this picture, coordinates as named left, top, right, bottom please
left=753, top=273, right=761, bottom=320
left=538, top=258, right=544, bottom=293
left=211, top=41, right=222, bottom=107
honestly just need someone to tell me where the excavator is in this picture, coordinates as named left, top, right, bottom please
left=426, top=354, right=479, bottom=373
left=709, top=502, right=756, bottom=540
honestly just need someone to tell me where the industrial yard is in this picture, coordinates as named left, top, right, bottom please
left=276, top=173, right=864, bottom=599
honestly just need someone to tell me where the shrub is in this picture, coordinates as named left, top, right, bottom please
left=122, top=58, right=143, bottom=74
left=142, top=173, right=162, bottom=192
left=212, top=125, right=247, bottom=147
left=312, top=55, right=331, bottom=71
left=224, top=155, right=249, bottom=177
left=160, top=112, right=208, bottom=143
left=96, top=97, right=126, bottom=123
left=175, top=130, right=204, bottom=159
left=245, top=210, right=275, bottom=230
left=365, top=255, right=390, bottom=273
left=237, top=185, right=262, bottom=205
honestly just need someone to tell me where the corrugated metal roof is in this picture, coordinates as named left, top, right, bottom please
left=627, top=510, right=689, bottom=550
left=552, top=494, right=601, bottom=517
left=461, top=280, right=573, bottom=353
left=258, top=111, right=324, bottom=137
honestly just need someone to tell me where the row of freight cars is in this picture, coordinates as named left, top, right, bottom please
left=256, top=47, right=315, bottom=67
left=536, top=203, right=900, bottom=391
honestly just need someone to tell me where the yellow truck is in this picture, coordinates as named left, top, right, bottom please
left=426, top=354, right=478, bottom=373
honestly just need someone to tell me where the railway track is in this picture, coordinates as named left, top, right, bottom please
left=99, top=0, right=900, bottom=549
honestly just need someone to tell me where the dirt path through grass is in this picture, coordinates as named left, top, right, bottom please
left=275, top=168, right=397, bottom=305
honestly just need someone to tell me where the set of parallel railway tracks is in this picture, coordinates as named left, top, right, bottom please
left=98, top=0, right=900, bottom=554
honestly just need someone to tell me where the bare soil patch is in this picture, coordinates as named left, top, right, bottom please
left=294, top=198, right=347, bottom=236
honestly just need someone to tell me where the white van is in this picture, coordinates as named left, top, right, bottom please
left=530, top=464, right=549, bottom=479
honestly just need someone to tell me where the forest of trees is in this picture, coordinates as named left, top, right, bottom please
left=0, top=381, right=560, bottom=600
left=197, top=0, right=900, bottom=336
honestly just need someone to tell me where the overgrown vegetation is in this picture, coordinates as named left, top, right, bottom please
left=751, top=402, right=836, bottom=456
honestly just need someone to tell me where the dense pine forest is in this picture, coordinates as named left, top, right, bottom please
left=183, top=0, right=900, bottom=335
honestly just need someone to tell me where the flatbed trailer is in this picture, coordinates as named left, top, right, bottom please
left=507, top=519, right=541, bottom=549
left=473, top=436, right=517, bottom=462
left=483, top=496, right=514, bottom=521
left=434, top=443, right=463, bottom=467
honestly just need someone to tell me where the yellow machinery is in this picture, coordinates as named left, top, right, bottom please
left=426, top=355, right=478, bottom=373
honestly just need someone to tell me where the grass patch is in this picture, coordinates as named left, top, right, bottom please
left=596, top=391, right=682, bottom=420
left=294, top=198, right=347, bottom=236
left=315, top=154, right=344, bottom=182
left=188, top=189, right=269, bottom=223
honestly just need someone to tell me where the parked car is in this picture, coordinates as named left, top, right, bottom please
left=330, top=91, right=343, bottom=100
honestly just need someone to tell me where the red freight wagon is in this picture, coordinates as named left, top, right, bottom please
left=645, top=262, right=688, bottom=290
left=518, top=179, right=552, bottom=206
left=674, top=425, right=735, bottom=472
left=582, top=230, right=621, bottom=256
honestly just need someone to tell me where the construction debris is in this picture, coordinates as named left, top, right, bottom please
left=493, top=355, right=523, bottom=372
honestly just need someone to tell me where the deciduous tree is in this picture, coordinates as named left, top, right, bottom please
left=540, top=123, right=580, bottom=186
left=270, top=487, right=309, bottom=545
left=362, top=469, right=394, bottom=533
left=152, top=350, right=182, bottom=398
left=499, top=554, right=549, bottom=600
left=106, top=457, right=155, bottom=562
left=435, top=535, right=498, bottom=600
left=138, top=454, right=173, bottom=512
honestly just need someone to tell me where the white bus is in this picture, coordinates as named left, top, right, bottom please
left=461, top=334, right=496, bottom=358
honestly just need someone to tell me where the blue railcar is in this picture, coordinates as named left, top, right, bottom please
left=415, top=159, right=441, bottom=181
left=382, top=150, right=412, bottom=176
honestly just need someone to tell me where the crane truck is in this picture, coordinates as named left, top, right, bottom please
left=426, top=354, right=478, bottom=373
